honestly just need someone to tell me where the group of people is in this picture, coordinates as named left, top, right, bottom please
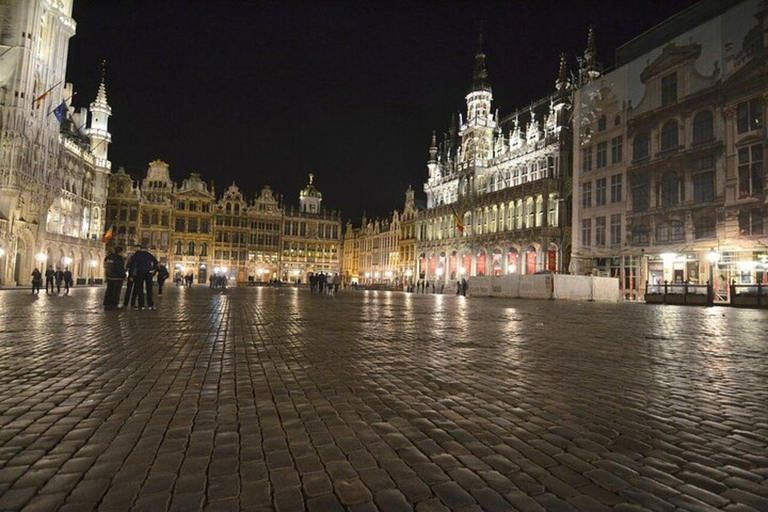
left=30, top=267, right=74, bottom=295
left=209, top=273, right=228, bottom=289
left=308, top=272, right=341, bottom=297
left=103, top=245, right=167, bottom=310
left=178, top=273, right=195, bottom=287
left=406, top=278, right=467, bottom=296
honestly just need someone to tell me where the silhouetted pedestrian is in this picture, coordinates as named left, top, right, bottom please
left=63, top=268, right=73, bottom=295
left=103, top=247, right=125, bottom=310
left=31, top=268, right=42, bottom=294
left=127, top=245, right=158, bottom=310
left=55, top=269, right=63, bottom=293
left=156, top=264, right=169, bottom=295
left=45, top=267, right=54, bottom=294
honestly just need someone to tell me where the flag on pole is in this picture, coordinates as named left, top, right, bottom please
left=32, top=81, right=62, bottom=108
left=451, top=206, right=464, bottom=235
left=102, top=225, right=114, bottom=244
left=53, top=101, right=67, bottom=122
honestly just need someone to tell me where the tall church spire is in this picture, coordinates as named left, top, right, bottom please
left=469, top=25, right=491, bottom=93
left=87, top=59, right=112, bottom=168
left=580, top=26, right=602, bottom=84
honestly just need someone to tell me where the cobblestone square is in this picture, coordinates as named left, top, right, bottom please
left=0, top=287, right=766, bottom=511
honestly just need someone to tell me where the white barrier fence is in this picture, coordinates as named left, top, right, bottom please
left=467, top=274, right=620, bottom=302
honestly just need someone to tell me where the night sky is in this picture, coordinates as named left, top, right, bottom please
left=68, top=0, right=697, bottom=223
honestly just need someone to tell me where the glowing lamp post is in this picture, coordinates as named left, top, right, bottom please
left=707, top=248, right=719, bottom=304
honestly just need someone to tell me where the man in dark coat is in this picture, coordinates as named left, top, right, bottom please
left=127, top=245, right=158, bottom=309
left=63, top=268, right=73, bottom=295
left=45, top=267, right=55, bottom=294
left=156, top=264, right=169, bottom=295
left=103, top=247, right=125, bottom=310
left=55, top=268, right=63, bottom=293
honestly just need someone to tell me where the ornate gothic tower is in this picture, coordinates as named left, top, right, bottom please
left=87, top=65, right=112, bottom=168
left=458, top=32, right=497, bottom=197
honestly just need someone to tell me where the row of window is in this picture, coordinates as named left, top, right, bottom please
left=630, top=156, right=717, bottom=212
left=581, top=214, right=622, bottom=247
left=582, top=175, right=623, bottom=208
left=419, top=195, right=560, bottom=241
left=630, top=217, right=716, bottom=246
left=582, top=136, right=623, bottom=171
left=176, top=201, right=212, bottom=213
left=174, top=218, right=211, bottom=234
left=174, top=241, right=209, bottom=256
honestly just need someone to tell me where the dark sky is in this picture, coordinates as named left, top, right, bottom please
left=68, top=0, right=697, bottom=223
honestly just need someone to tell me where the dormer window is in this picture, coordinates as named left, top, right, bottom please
left=661, top=73, right=677, bottom=106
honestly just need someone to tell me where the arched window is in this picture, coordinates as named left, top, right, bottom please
left=234, top=203, right=240, bottom=214
left=188, top=242, right=195, bottom=256
left=660, top=171, right=680, bottom=207
left=694, top=216, right=716, bottom=240
left=175, top=241, right=183, bottom=255
left=661, top=120, right=679, bottom=151
left=225, top=203, right=232, bottom=214
left=614, top=115, right=621, bottom=126
left=693, top=111, right=713, bottom=143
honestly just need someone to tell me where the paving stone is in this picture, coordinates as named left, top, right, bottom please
left=0, top=289, right=765, bottom=511
left=374, top=489, right=413, bottom=511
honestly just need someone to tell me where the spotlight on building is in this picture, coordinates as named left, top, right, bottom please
left=63, top=256, right=73, bottom=266
left=385, top=271, right=393, bottom=278
left=0, top=248, right=6, bottom=258
left=436, top=267, right=444, bottom=277
left=36, top=252, right=47, bottom=263
left=660, top=252, right=677, bottom=264
left=706, top=249, right=720, bottom=264
left=458, top=267, right=466, bottom=275
left=90, top=259, right=97, bottom=267
left=405, top=269, right=413, bottom=277
left=221, top=266, right=228, bottom=274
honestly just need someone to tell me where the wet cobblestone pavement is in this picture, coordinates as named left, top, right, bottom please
left=0, top=286, right=766, bottom=511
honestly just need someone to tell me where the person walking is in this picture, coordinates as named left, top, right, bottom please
left=333, top=273, right=341, bottom=295
left=55, top=268, right=63, bottom=293
left=45, top=267, right=55, bottom=294
left=63, top=268, right=73, bottom=295
left=156, top=264, right=169, bottom=295
left=318, top=273, right=326, bottom=294
left=461, top=277, right=468, bottom=297
left=31, top=268, right=42, bottom=295
left=103, top=246, right=126, bottom=310
left=127, top=245, right=158, bottom=310
left=456, top=281, right=461, bottom=295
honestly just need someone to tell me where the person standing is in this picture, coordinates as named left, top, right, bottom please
left=103, top=246, right=126, bottom=310
left=128, top=246, right=158, bottom=309
left=318, top=273, right=326, bottom=294
left=55, top=268, right=63, bottom=293
left=45, top=267, right=55, bottom=294
left=127, top=245, right=158, bottom=310
left=63, top=268, right=73, bottom=295
left=156, top=264, right=169, bottom=295
left=333, top=273, right=341, bottom=294
left=461, top=277, right=468, bottom=297
left=31, top=268, right=42, bottom=295
left=123, top=250, right=137, bottom=308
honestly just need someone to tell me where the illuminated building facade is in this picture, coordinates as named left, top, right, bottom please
left=0, top=1, right=110, bottom=285
left=572, top=0, right=768, bottom=295
left=415, top=39, right=574, bottom=286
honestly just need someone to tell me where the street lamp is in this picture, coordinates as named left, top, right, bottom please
left=707, top=249, right=719, bottom=303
